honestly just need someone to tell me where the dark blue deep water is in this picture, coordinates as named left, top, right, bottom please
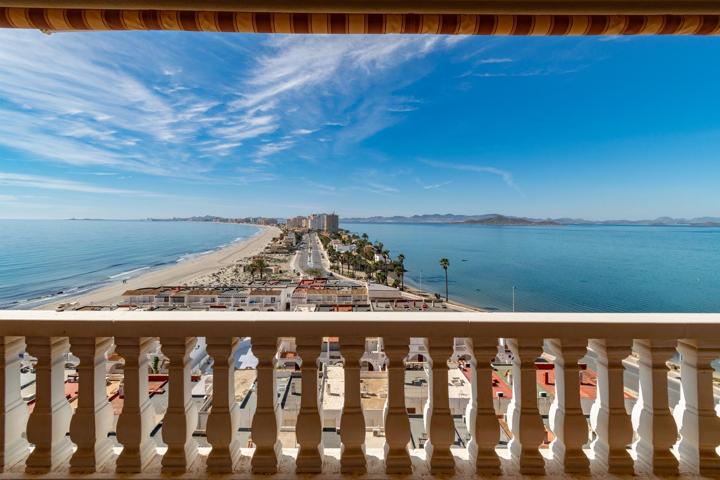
left=344, top=223, right=720, bottom=312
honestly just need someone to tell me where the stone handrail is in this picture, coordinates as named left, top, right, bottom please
left=0, top=311, right=719, bottom=477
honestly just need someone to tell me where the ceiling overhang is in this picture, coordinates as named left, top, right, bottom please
left=1, top=1, right=719, bottom=34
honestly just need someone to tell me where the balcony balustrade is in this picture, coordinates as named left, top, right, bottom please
left=0, top=311, right=718, bottom=477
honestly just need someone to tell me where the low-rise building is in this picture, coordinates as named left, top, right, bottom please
left=246, top=288, right=284, bottom=311
left=290, top=278, right=368, bottom=310
left=330, top=239, right=356, bottom=253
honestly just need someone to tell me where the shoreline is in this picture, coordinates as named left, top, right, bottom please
left=399, top=280, right=482, bottom=312
left=35, top=224, right=281, bottom=310
left=314, top=232, right=482, bottom=312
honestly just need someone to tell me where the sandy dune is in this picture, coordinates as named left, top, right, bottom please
left=37, top=225, right=281, bottom=310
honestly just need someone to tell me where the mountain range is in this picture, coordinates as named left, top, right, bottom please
left=341, top=214, right=720, bottom=227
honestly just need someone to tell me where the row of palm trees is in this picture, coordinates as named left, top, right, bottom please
left=322, top=232, right=452, bottom=302
left=324, top=232, right=405, bottom=287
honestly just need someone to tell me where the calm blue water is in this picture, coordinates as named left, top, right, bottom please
left=343, top=223, right=720, bottom=312
left=0, top=220, right=260, bottom=309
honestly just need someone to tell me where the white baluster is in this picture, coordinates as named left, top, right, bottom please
left=426, top=338, right=455, bottom=474
left=0, top=337, right=29, bottom=471
left=115, top=337, right=157, bottom=473
left=383, top=337, right=412, bottom=474
left=468, top=337, right=500, bottom=474
left=295, top=338, right=323, bottom=473
left=25, top=336, right=73, bottom=473
left=69, top=337, right=114, bottom=473
left=206, top=337, right=242, bottom=473
left=340, top=336, right=366, bottom=474
left=250, top=337, right=280, bottom=474
left=674, top=339, right=720, bottom=475
left=547, top=338, right=590, bottom=473
left=160, top=337, right=198, bottom=473
left=631, top=339, right=679, bottom=475
left=588, top=339, right=634, bottom=474
left=506, top=338, right=545, bottom=475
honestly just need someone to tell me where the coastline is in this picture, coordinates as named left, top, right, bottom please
left=35, top=224, right=281, bottom=310
left=314, top=231, right=482, bottom=312
left=399, top=280, right=482, bottom=312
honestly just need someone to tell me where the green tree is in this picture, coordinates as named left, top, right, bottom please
left=397, top=253, right=405, bottom=290
left=439, top=258, right=450, bottom=301
left=252, top=257, right=268, bottom=280
left=342, top=252, right=353, bottom=273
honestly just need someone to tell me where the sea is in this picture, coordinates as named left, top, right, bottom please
left=343, top=222, right=720, bottom=313
left=0, top=220, right=260, bottom=309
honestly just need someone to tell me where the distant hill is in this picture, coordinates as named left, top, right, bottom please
left=459, top=215, right=561, bottom=226
left=341, top=213, right=497, bottom=224
left=342, top=214, right=720, bottom=226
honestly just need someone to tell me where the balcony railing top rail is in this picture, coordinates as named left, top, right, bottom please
left=1, top=310, right=719, bottom=477
left=1, top=310, right=720, bottom=340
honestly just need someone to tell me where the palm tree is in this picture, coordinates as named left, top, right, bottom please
left=342, top=252, right=352, bottom=273
left=252, top=258, right=268, bottom=280
left=248, top=262, right=258, bottom=279
left=394, top=265, right=404, bottom=289
left=439, top=258, right=450, bottom=301
left=397, top=253, right=405, bottom=290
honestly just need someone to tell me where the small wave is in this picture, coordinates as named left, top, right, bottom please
left=176, top=250, right=215, bottom=263
left=108, top=266, right=150, bottom=279
left=3, top=283, right=103, bottom=310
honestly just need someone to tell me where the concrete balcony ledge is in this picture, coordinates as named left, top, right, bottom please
left=0, top=311, right=718, bottom=478
left=2, top=311, right=720, bottom=338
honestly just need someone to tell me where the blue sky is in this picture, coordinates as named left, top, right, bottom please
left=0, top=30, right=719, bottom=220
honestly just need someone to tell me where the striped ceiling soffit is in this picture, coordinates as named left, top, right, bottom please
left=1, top=4, right=720, bottom=35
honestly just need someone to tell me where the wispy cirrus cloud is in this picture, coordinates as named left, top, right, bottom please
left=477, top=57, right=513, bottom=64
left=303, top=179, right=338, bottom=194
left=0, top=30, right=465, bottom=187
left=0, top=172, right=160, bottom=196
left=466, top=67, right=582, bottom=78
left=360, top=181, right=400, bottom=195
left=291, top=128, right=317, bottom=136
left=253, top=140, right=295, bottom=163
left=232, top=35, right=461, bottom=159
left=423, top=180, right=452, bottom=190
left=420, top=159, right=519, bottom=191
left=0, top=31, right=233, bottom=178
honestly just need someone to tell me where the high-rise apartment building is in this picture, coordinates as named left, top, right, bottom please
left=287, top=212, right=338, bottom=232
left=324, top=213, right=339, bottom=233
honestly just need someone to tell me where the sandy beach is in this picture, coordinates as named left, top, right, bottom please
left=37, top=225, right=281, bottom=310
